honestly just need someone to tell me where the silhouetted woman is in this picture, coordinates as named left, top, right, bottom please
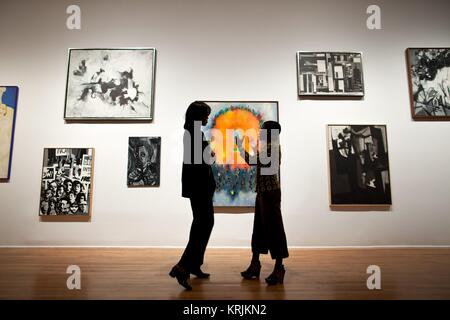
left=169, top=101, right=216, bottom=290
left=236, top=121, right=289, bottom=285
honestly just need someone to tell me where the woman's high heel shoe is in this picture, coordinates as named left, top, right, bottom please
left=169, top=264, right=192, bottom=290
left=241, top=261, right=261, bottom=280
left=265, top=265, right=285, bottom=285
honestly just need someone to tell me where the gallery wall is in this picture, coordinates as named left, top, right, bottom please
left=0, top=0, right=449, bottom=247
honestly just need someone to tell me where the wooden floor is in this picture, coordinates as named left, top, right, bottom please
left=0, top=248, right=449, bottom=299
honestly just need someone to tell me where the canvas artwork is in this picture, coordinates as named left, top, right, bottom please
left=328, top=125, right=391, bottom=206
left=39, top=148, right=94, bottom=216
left=297, top=52, right=364, bottom=96
left=64, top=48, right=156, bottom=120
left=0, top=86, right=18, bottom=180
left=406, top=48, right=450, bottom=120
left=127, top=137, right=161, bottom=186
left=204, top=101, right=278, bottom=207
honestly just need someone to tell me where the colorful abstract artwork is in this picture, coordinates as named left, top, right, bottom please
left=0, top=86, right=19, bottom=180
left=204, top=101, right=278, bottom=207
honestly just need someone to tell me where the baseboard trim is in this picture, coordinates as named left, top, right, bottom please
left=0, top=245, right=449, bottom=249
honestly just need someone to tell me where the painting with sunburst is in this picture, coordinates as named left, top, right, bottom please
left=203, top=101, right=278, bottom=207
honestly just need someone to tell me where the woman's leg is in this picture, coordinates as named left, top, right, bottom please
left=265, top=190, right=289, bottom=260
left=241, top=194, right=264, bottom=279
left=194, top=196, right=214, bottom=269
left=251, top=193, right=269, bottom=256
left=178, top=195, right=214, bottom=272
left=275, top=258, right=283, bottom=268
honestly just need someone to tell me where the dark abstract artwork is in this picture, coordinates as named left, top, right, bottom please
left=204, top=101, right=278, bottom=206
left=65, top=48, right=156, bottom=120
left=407, top=48, right=450, bottom=120
left=127, top=137, right=161, bottom=187
left=297, top=52, right=364, bottom=96
left=39, top=148, right=94, bottom=216
left=328, top=125, right=391, bottom=206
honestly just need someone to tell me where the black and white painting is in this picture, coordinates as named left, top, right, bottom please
left=407, top=48, right=450, bottom=120
left=328, top=125, right=391, bottom=206
left=64, top=48, right=156, bottom=120
left=297, top=52, right=364, bottom=96
left=127, top=137, right=161, bottom=187
left=39, top=148, right=94, bottom=216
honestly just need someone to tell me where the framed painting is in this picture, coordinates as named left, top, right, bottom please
left=127, top=137, right=161, bottom=186
left=297, top=52, right=365, bottom=97
left=0, top=86, right=19, bottom=180
left=406, top=48, right=450, bottom=120
left=64, top=48, right=156, bottom=121
left=327, top=125, right=392, bottom=207
left=203, top=101, right=279, bottom=207
left=39, top=148, right=95, bottom=216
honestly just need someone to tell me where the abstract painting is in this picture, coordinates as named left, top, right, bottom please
left=0, top=86, right=18, bottom=180
left=127, top=137, right=161, bottom=186
left=64, top=48, right=156, bottom=120
left=406, top=48, right=450, bottom=120
left=39, top=148, right=94, bottom=216
left=204, top=101, right=278, bottom=207
left=328, top=125, right=391, bottom=206
left=297, top=52, right=364, bottom=96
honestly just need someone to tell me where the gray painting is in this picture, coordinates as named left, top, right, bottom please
left=297, top=52, right=364, bottom=96
left=407, top=48, right=450, bottom=120
left=65, top=48, right=156, bottom=120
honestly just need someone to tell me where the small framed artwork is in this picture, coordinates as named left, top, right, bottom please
left=406, top=48, right=450, bottom=120
left=202, top=101, right=279, bottom=207
left=39, top=148, right=95, bottom=216
left=327, top=125, right=392, bottom=207
left=127, top=137, right=161, bottom=186
left=64, top=48, right=156, bottom=121
left=0, top=86, right=19, bottom=181
left=297, top=52, right=365, bottom=97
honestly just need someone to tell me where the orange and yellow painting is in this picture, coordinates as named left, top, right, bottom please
left=204, top=101, right=278, bottom=206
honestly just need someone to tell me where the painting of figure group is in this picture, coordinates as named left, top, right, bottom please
left=39, top=148, right=94, bottom=216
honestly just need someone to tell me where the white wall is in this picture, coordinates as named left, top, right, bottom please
left=0, top=0, right=449, bottom=247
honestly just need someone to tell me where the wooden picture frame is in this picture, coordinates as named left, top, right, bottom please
left=406, top=47, right=450, bottom=120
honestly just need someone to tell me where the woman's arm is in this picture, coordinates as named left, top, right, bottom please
left=236, top=136, right=258, bottom=166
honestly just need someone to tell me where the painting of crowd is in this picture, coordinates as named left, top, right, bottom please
left=39, top=148, right=93, bottom=216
